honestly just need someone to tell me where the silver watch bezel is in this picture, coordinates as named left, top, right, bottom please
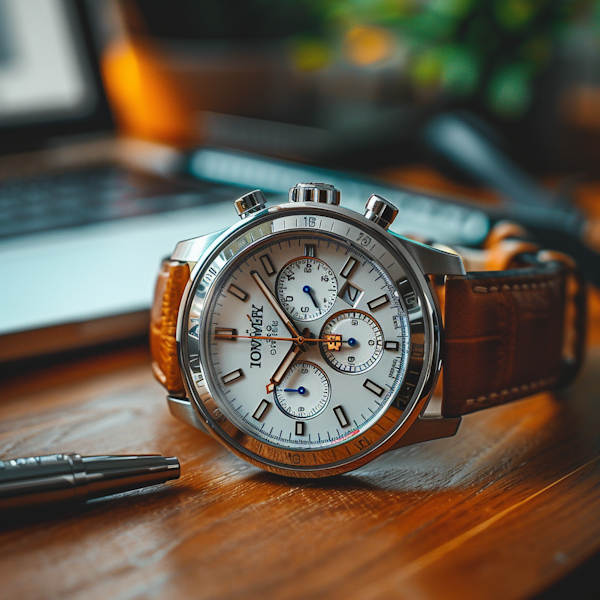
left=176, top=201, right=442, bottom=477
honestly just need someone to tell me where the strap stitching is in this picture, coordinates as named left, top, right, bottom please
left=472, top=276, right=560, bottom=294
left=464, top=375, right=560, bottom=406
left=460, top=273, right=563, bottom=409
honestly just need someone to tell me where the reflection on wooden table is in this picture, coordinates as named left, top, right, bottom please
left=2, top=170, right=600, bottom=599
left=1, top=312, right=600, bottom=599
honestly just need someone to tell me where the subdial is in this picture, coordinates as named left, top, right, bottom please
left=276, top=257, right=338, bottom=321
left=320, top=310, right=384, bottom=374
left=274, top=362, right=331, bottom=419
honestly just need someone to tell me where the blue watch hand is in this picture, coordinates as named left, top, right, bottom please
left=302, top=285, right=319, bottom=309
left=283, top=387, right=306, bottom=394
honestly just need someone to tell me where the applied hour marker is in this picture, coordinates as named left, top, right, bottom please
left=222, top=369, right=244, bottom=385
left=364, top=379, right=384, bottom=397
left=295, top=421, right=305, bottom=436
left=260, top=254, right=275, bottom=276
left=384, top=341, right=400, bottom=351
left=228, top=284, right=248, bottom=302
left=252, top=399, right=270, bottom=421
left=340, top=257, right=357, bottom=278
left=333, top=405, right=350, bottom=428
left=215, top=327, right=237, bottom=340
left=304, top=244, right=316, bottom=257
left=367, top=294, right=390, bottom=311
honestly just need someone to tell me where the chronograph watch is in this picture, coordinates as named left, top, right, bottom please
left=150, top=183, right=585, bottom=477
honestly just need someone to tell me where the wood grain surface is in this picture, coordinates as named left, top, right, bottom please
left=1, top=306, right=600, bottom=600
left=2, top=167, right=600, bottom=600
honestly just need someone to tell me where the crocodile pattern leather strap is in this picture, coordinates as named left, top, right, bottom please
left=442, top=252, right=586, bottom=417
left=150, top=259, right=190, bottom=396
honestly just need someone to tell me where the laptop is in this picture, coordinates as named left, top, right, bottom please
left=0, top=0, right=500, bottom=364
left=0, top=0, right=254, bottom=363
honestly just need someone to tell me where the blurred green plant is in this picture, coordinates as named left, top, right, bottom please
left=313, top=0, right=596, bottom=119
left=134, top=0, right=598, bottom=120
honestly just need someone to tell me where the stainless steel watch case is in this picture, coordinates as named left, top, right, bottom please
left=169, top=199, right=465, bottom=477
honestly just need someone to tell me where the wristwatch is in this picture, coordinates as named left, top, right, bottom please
left=150, top=183, right=586, bottom=478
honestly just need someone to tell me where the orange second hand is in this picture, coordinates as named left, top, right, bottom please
left=214, top=334, right=343, bottom=343
left=215, top=334, right=297, bottom=342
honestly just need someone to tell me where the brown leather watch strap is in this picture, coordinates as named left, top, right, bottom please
left=150, top=259, right=190, bottom=396
left=150, top=226, right=586, bottom=417
left=442, top=253, right=586, bottom=418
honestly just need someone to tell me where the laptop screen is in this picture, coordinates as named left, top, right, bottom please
left=0, top=0, right=113, bottom=152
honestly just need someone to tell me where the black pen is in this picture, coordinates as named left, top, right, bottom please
left=0, top=453, right=180, bottom=509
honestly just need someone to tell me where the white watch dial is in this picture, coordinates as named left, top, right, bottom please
left=198, top=231, right=411, bottom=450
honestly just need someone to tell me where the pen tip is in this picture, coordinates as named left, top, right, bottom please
left=165, top=456, right=181, bottom=479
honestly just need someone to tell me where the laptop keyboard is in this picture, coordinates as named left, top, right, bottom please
left=0, top=166, right=237, bottom=239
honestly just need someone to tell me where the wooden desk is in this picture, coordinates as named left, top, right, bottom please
left=1, top=301, right=600, bottom=599
left=2, top=171, right=600, bottom=599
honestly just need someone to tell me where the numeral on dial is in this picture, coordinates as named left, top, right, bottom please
left=398, top=279, right=418, bottom=310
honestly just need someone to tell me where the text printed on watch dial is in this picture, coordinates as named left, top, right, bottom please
left=200, top=232, right=411, bottom=450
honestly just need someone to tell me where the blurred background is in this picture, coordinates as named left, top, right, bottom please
left=2, top=0, right=600, bottom=365
left=103, top=0, right=600, bottom=171
left=5, top=0, right=600, bottom=173
left=3, top=4, right=600, bottom=595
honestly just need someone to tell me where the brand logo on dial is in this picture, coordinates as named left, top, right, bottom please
left=249, top=305, right=264, bottom=368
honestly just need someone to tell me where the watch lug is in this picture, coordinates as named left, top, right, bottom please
left=388, top=415, right=461, bottom=451
left=391, top=232, right=466, bottom=276
left=167, top=396, right=208, bottom=433
left=171, top=229, right=226, bottom=263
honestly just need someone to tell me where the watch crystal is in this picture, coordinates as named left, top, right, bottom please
left=196, top=230, right=412, bottom=450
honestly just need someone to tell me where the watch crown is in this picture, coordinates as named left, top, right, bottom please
left=234, top=190, right=266, bottom=218
left=289, top=183, right=341, bottom=206
left=364, top=194, right=398, bottom=230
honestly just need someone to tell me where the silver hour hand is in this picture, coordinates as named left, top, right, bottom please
left=266, top=343, right=303, bottom=394
left=251, top=270, right=300, bottom=338
left=265, top=326, right=311, bottom=394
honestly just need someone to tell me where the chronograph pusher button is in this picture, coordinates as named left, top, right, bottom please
left=234, top=189, right=267, bottom=218
left=364, top=194, right=399, bottom=230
